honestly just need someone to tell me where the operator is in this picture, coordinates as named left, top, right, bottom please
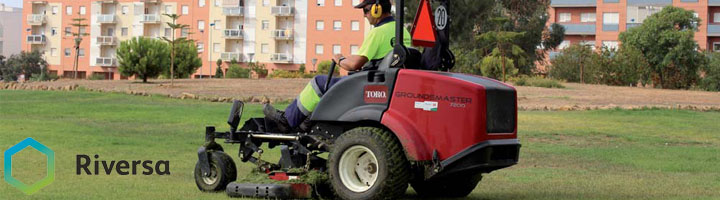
left=264, top=0, right=412, bottom=132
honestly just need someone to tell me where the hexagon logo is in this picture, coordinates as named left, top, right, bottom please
left=3, top=138, right=55, bottom=195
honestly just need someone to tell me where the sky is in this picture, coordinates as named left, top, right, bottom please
left=1, top=0, right=22, bottom=8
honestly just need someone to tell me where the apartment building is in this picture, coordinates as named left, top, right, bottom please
left=0, top=4, right=22, bottom=58
left=22, top=0, right=368, bottom=80
left=548, top=0, right=720, bottom=59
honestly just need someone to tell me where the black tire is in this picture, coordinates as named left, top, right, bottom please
left=328, top=127, right=410, bottom=200
left=194, top=151, right=237, bottom=192
left=410, top=173, right=482, bottom=198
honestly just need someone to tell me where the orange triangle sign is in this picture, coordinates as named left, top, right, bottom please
left=411, top=0, right=437, bottom=47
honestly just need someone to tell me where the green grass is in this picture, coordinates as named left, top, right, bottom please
left=513, top=76, right=566, bottom=89
left=1, top=90, right=719, bottom=199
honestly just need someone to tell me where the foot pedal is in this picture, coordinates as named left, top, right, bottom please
left=226, top=182, right=312, bottom=199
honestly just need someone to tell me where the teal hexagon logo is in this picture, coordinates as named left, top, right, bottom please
left=3, top=138, right=55, bottom=195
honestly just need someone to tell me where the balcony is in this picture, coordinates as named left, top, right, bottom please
left=96, top=57, right=116, bottom=67
left=709, top=25, right=720, bottom=37
left=27, top=14, right=46, bottom=25
left=627, top=0, right=671, bottom=6
left=550, top=0, right=595, bottom=7
left=560, top=24, right=596, bottom=35
left=96, top=15, right=116, bottom=24
left=97, top=36, right=116, bottom=45
left=223, top=7, right=244, bottom=16
left=140, top=14, right=160, bottom=24
left=223, top=29, right=243, bottom=39
left=711, top=0, right=720, bottom=6
left=271, top=6, right=295, bottom=16
left=271, top=53, right=293, bottom=63
left=29, top=1, right=47, bottom=4
left=272, top=29, right=294, bottom=40
left=140, top=0, right=160, bottom=3
left=27, top=35, right=46, bottom=44
left=221, top=52, right=243, bottom=62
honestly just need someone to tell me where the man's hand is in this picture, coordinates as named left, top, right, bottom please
left=332, top=54, right=344, bottom=64
left=333, top=54, right=369, bottom=72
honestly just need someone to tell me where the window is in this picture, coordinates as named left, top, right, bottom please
left=215, top=0, right=221, bottom=7
left=715, top=13, right=720, bottom=23
left=713, top=43, right=720, bottom=52
left=316, top=44, right=324, bottom=54
left=199, top=0, right=206, bottom=7
left=64, top=48, right=71, bottom=57
left=182, top=6, right=189, bottom=15
left=627, top=6, right=663, bottom=24
left=214, top=43, right=221, bottom=53
left=65, top=27, right=72, bottom=36
left=558, top=13, right=571, bottom=23
left=603, top=13, right=619, bottom=24
left=351, top=21, right=360, bottom=31
left=52, top=6, right=58, bottom=15
left=353, top=0, right=360, bottom=6
left=214, top=20, right=221, bottom=30
left=165, top=5, right=173, bottom=14
left=122, top=27, right=128, bottom=36
left=263, top=0, right=270, bottom=6
left=262, top=20, right=270, bottom=30
left=50, top=48, right=57, bottom=57
left=181, top=28, right=189, bottom=37
left=198, top=21, right=205, bottom=31
left=335, top=0, right=342, bottom=6
left=559, top=40, right=570, bottom=49
left=107, top=28, right=114, bottom=36
left=261, top=43, right=269, bottom=53
left=79, top=48, right=85, bottom=57
left=165, top=28, right=172, bottom=37
left=80, top=6, right=86, bottom=15
left=334, top=21, right=341, bottom=30
left=602, top=41, right=618, bottom=49
left=581, top=13, right=596, bottom=23
left=333, top=45, right=341, bottom=54
left=197, top=42, right=204, bottom=52
left=121, top=6, right=128, bottom=15
left=350, top=45, right=359, bottom=54
left=317, top=0, right=325, bottom=6
left=581, top=40, right=595, bottom=50
left=51, top=27, right=57, bottom=36
left=316, top=20, right=324, bottom=30
left=66, top=6, right=72, bottom=15
left=79, top=27, right=86, bottom=35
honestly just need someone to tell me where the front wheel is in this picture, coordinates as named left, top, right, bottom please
left=194, top=151, right=237, bottom=192
left=328, top=127, right=410, bottom=200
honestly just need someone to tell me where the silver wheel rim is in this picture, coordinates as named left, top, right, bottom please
left=338, top=145, right=379, bottom=193
left=202, top=164, right=219, bottom=185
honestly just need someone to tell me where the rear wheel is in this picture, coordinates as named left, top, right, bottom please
left=194, top=151, right=237, bottom=192
left=328, top=127, right=410, bottom=200
left=410, top=173, right=482, bottom=198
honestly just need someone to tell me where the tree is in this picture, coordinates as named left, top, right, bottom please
left=619, top=6, right=705, bottom=89
left=1, top=51, right=48, bottom=82
left=215, top=59, right=224, bottom=78
left=699, top=52, right=720, bottom=91
left=548, top=44, right=595, bottom=83
left=593, top=46, right=648, bottom=86
left=162, top=41, right=202, bottom=78
left=226, top=64, right=250, bottom=78
left=117, top=37, right=170, bottom=83
left=543, top=23, right=566, bottom=51
left=477, top=17, right=526, bottom=81
left=67, top=15, right=89, bottom=79
left=162, top=14, right=191, bottom=86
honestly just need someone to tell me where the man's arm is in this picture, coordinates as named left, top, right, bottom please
left=333, top=54, right=369, bottom=71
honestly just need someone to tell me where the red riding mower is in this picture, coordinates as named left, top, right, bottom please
left=194, top=0, right=520, bottom=199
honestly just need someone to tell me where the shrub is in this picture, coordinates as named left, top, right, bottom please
left=548, top=44, right=596, bottom=83
left=1, top=51, right=48, bottom=82
left=226, top=64, right=250, bottom=78
left=269, top=70, right=304, bottom=78
left=316, top=60, right=339, bottom=76
left=699, top=52, right=720, bottom=91
left=593, top=46, right=647, bottom=86
left=117, top=37, right=170, bottom=82
left=250, top=62, right=268, bottom=78
left=513, top=76, right=565, bottom=88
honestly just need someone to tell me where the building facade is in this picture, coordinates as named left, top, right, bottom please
left=548, top=0, right=720, bottom=59
left=22, top=0, right=368, bottom=80
left=0, top=4, right=23, bottom=58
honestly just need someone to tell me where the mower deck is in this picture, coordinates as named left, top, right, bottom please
left=226, top=182, right=312, bottom=199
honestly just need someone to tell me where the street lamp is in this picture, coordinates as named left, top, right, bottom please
left=311, top=58, right=318, bottom=73
left=26, top=28, right=31, bottom=52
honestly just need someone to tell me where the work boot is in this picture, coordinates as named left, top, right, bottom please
left=263, top=104, right=291, bottom=133
left=298, top=117, right=314, bottom=132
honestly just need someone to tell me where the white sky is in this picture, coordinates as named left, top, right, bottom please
left=0, top=0, right=22, bottom=8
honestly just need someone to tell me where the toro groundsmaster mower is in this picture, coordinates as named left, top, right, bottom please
left=194, top=0, right=520, bottom=199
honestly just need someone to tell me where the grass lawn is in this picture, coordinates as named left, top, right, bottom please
left=1, top=90, right=719, bottom=200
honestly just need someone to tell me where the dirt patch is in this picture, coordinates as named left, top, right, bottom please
left=2, top=79, right=719, bottom=110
